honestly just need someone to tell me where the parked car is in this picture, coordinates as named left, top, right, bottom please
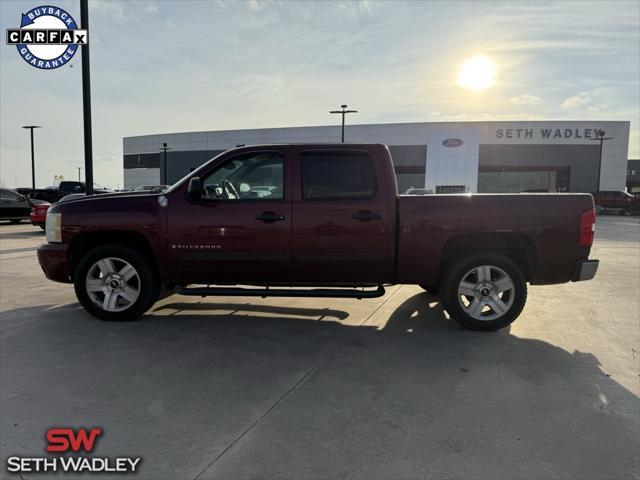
left=37, top=144, right=599, bottom=331
left=17, top=183, right=113, bottom=204
left=592, top=190, right=633, bottom=214
left=30, top=194, right=93, bottom=230
left=30, top=201, right=50, bottom=229
left=16, top=187, right=58, bottom=204
left=59, top=181, right=113, bottom=197
left=0, top=188, right=31, bottom=223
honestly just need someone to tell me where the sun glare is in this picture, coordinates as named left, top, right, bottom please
left=457, top=55, right=496, bottom=91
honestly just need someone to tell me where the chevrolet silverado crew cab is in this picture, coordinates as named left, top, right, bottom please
left=37, top=144, right=599, bottom=331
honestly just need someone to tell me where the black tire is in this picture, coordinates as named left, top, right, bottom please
left=440, top=254, right=527, bottom=331
left=419, top=284, right=439, bottom=295
left=73, top=245, right=160, bottom=321
left=39, top=225, right=46, bottom=231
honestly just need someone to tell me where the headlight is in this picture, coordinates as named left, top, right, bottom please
left=46, top=213, right=62, bottom=243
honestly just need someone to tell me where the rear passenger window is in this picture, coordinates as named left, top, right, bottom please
left=301, top=151, right=376, bottom=200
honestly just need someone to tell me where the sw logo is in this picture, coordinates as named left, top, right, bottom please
left=5, top=5, right=88, bottom=70
left=46, top=427, right=102, bottom=453
left=5, top=427, right=142, bottom=474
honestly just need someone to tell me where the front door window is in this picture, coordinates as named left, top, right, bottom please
left=202, top=152, right=284, bottom=201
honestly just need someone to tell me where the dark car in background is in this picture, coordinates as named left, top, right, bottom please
left=17, top=182, right=113, bottom=204
left=0, top=188, right=31, bottom=223
left=593, top=190, right=634, bottom=214
left=59, top=181, right=112, bottom=196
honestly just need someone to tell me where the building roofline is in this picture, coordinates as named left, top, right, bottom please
left=123, top=119, right=631, bottom=140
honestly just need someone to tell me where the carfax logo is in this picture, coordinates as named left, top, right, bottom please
left=5, top=5, right=87, bottom=69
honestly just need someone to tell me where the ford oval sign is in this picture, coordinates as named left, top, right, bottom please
left=442, top=138, right=464, bottom=147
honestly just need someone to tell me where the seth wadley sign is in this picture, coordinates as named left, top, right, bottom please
left=496, top=128, right=602, bottom=140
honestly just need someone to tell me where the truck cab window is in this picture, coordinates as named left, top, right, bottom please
left=301, top=151, right=376, bottom=200
left=202, top=152, right=284, bottom=201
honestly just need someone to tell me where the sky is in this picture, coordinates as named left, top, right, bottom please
left=1, top=0, right=639, bottom=189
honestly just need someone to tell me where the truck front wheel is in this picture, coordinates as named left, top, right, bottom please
left=73, top=245, right=160, bottom=321
left=440, top=254, right=527, bottom=331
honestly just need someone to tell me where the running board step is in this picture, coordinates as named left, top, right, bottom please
left=173, top=285, right=386, bottom=299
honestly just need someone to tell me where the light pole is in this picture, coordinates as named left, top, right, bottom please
left=160, top=143, right=171, bottom=185
left=76, top=167, right=83, bottom=181
left=21, top=125, right=41, bottom=189
left=330, top=104, right=358, bottom=143
left=80, top=0, right=94, bottom=195
left=591, top=129, right=613, bottom=193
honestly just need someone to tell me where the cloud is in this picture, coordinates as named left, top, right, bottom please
left=90, top=1, right=126, bottom=20
left=248, top=0, right=273, bottom=11
left=560, top=90, right=611, bottom=111
left=509, top=94, right=541, bottom=106
left=561, top=93, right=590, bottom=109
left=140, top=1, right=159, bottom=14
left=337, top=0, right=374, bottom=16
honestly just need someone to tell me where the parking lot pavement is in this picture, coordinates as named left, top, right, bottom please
left=1, top=216, right=638, bottom=480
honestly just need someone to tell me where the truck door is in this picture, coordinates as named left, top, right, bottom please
left=291, top=148, right=391, bottom=284
left=166, top=149, right=292, bottom=285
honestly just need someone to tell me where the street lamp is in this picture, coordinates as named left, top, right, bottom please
left=159, top=143, right=171, bottom=185
left=590, top=129, right=614, bottom=193
left=21, top=125, right=41, bottom=189
left=330, top=104, right=358, bottom=143
left=77, top=167, right=83, bottom=181
left=80, top=0, right=94, bottom=194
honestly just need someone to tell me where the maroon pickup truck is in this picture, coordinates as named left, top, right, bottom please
left=38, top=144, right=598, bottom=331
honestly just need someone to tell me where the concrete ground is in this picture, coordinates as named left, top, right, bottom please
left=0, top=216, right=638, bottom=480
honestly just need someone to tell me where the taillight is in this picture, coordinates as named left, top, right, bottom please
left=579, top=208, right=596, bottom=247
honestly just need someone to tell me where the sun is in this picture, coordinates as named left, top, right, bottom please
left=457, top=55, right=496, bottom=91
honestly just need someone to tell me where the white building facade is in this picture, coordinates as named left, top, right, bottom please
left=123, top=121, right=630, bottom=193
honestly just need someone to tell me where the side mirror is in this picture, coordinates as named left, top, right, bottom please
left=187, top=177, right=202, bottom=201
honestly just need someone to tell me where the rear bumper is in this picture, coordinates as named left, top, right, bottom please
left=572, top=259, right=599, bottom=282
left=37, top=243, right=71, bottom=283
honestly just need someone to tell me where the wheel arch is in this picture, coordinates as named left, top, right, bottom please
left=438, top=232, right=537, bottom=283
left=67, top=231, right=160, bottom=282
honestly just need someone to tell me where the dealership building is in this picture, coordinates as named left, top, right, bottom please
left=123, top=121, right=630, bottom=194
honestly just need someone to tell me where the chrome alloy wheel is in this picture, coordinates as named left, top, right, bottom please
left=85, top=257, right=141, bottom=312
left=456, top=265, right=515, bottom=321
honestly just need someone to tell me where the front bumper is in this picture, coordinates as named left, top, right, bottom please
left=37, top=243, right=71, bottom=283
left=572, top=259, right=599, bottom=282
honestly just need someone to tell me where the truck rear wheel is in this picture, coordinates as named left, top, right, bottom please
left=440, top=254, right=527, bottom=331
left=73, top=245, right=159, bottom=321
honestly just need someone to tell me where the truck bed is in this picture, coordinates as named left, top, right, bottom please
left=396, top=193, right=595, bottom=285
